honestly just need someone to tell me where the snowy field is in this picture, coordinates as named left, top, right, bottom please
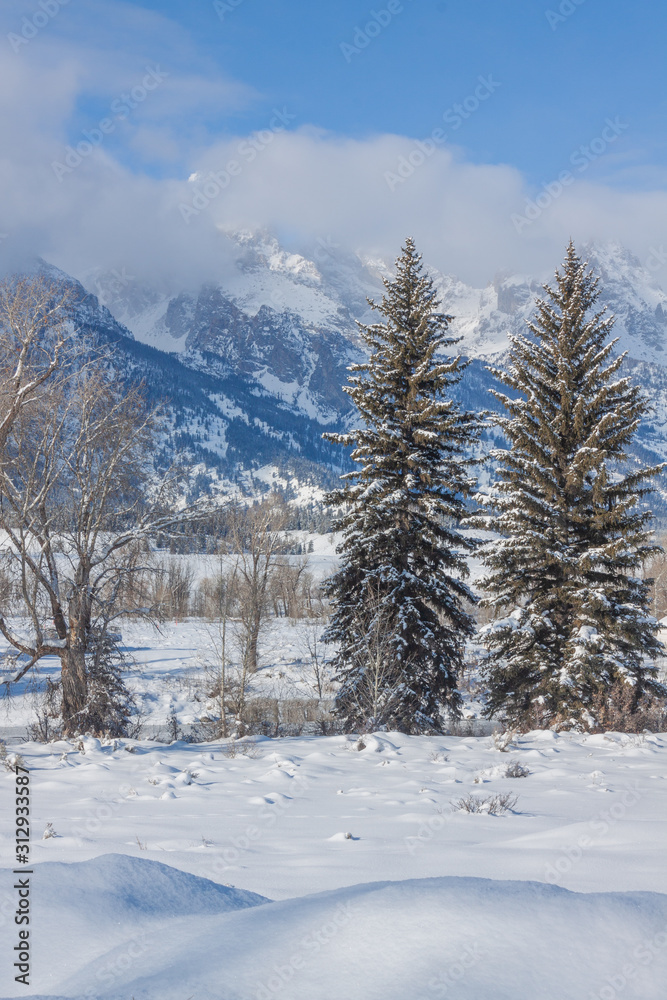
left=0, top=618, right=334, bottom=738
left=0, top=532, right=493, bottom=740
left=1, top=728, right=667, bottom=998
left=1, top=540, right=667, bottom=998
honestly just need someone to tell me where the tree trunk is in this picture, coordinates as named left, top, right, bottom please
left=246, top=618, right=260, bottom=674
left=60, top=644, right=88, bottom=735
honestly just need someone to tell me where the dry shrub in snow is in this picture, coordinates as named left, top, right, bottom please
left=590, top=682, right=667, bottom=733
left=454, top=793, right=518, bottom=815
left=491, top=728, right=518, bottom=752
left=505, top=760, right=529, bottom=778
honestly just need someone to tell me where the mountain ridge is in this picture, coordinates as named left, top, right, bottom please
left=22, top=233, right=667, bottom=514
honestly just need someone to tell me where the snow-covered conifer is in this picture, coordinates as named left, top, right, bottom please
left=477, top=241, right=666, bottom=730
left=324, top=239, right=480, bottom=733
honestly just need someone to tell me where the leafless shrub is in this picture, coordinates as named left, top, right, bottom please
left=590, top=682, right=667, bottom=733
left=220, top=737, right=262, bottom=759
left=453, top=792, right=518, bottom=815
left=505, top=760, right=529, bottom=778
left=26, top=678, right=63, bottom=742
left=0, top=741, right=26, bottom=771
left=269, top=556, right=310, bottom=619
left=447, top=719, right=478, bottom=737
left=491, top=728, right=519, bottom=752
left=241, top=696, right=280, bottom=737
left=295, top=616, right=334, bottom=700
left=197, top=569, right=240, bottom=621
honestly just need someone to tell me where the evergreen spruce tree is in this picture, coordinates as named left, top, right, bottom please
left=324, top=239, right=480, bottom=733
left=478, top=241, right=666, bottom=730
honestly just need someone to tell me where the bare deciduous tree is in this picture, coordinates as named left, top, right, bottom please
left=0, top=330, right=215, bottom=734
left=270, top=555, right=310, bottom=619
left=333, top=586, right=406, bottom=732
left=0, top=275, right=74, bottom=453
left=200, top=558, right=240, bottom=738
left=296, top=614, right=333, bottom=700
left=228, top=494, right=289, bottom=677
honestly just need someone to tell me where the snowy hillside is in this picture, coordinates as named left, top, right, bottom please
left=27, top=233, right=667, bottom=502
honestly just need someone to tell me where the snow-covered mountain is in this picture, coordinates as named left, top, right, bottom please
left=31, top=233, right=667, bottom=509
left=434, top=241, right=667, bottom=366
left=90, top=232, right=667, bottom=370
left=83, top=231, right=381, bottom=426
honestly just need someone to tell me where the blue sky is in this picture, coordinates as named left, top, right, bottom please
left=2, top=0, right=667, bottom=284
left=53, top=0, right=666, bottom=187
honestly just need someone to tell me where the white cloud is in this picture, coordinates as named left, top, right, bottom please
left=2, top=3, right=667, bottom=291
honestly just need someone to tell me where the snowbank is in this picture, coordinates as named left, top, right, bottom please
left=7, top=856, right=667, bottom=999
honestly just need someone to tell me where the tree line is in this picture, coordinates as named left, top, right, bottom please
left=1, top=242, right=666, bottom=741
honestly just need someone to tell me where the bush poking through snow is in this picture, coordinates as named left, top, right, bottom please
left=220, top=737, right=262, bottom=759
left=505, top=760, right=529, bottom=778
left=491, top=728, right=518, bottom=752
left=453, top=793, right=518, bottom=815
left=1, top=742, right=26, bottom=771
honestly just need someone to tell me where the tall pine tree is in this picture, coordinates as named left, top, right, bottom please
left=324, top=239, right=480, bottom=733
left=478, top=241, right=666, bottom=730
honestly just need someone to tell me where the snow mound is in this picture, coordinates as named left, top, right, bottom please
left=14, top=865, right=667, bottom=1000
left=1, top=854, right=267, bottom=998
left=32, top=851, right=268, bottom=920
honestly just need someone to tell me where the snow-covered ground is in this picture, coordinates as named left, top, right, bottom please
left=1, top=729, right=667, bottom=998
left=0, top=616, right=337, bottom=737
left=2, top=537, right=667, bottom=997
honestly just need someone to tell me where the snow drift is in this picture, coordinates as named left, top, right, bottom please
left=7, top=854, right=667, bottom=1000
